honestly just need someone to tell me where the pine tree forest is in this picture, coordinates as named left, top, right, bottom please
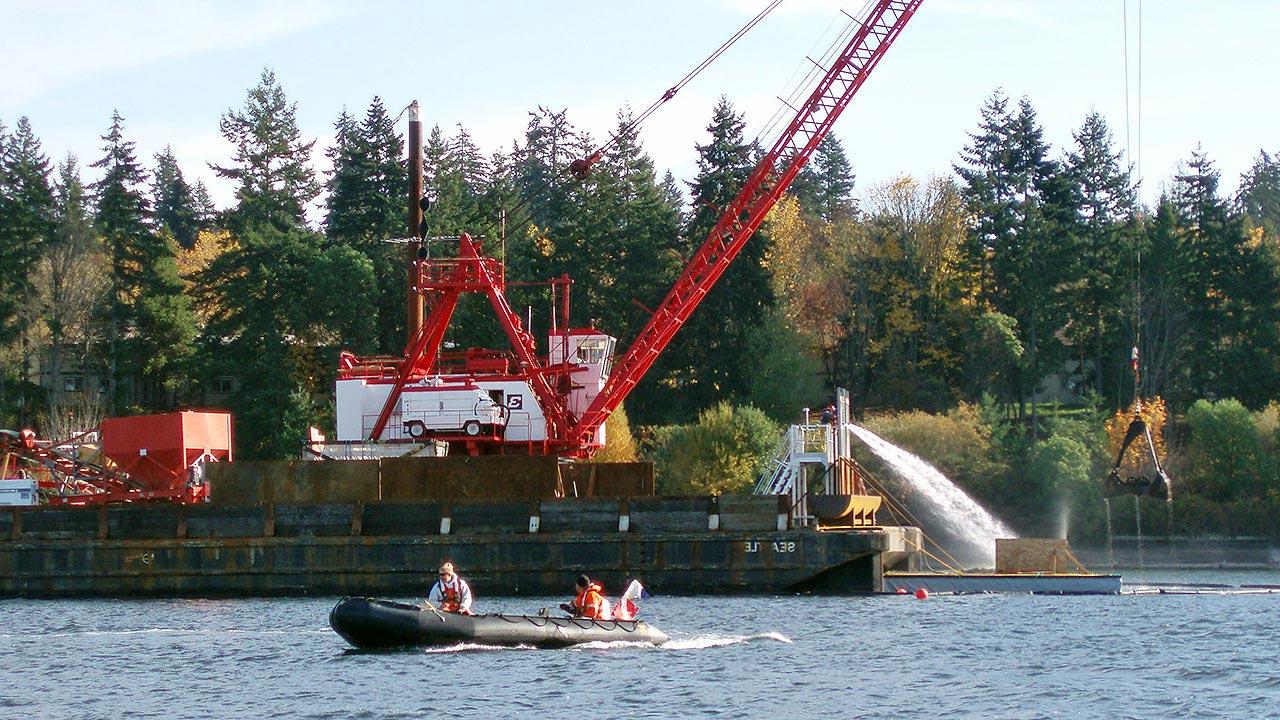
left=4, top=73, right=1280, bottom=542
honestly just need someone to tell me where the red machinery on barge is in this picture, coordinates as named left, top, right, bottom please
left=334, top=0, right=923, bottom=457
left=0, top=411, right=231, bottom=505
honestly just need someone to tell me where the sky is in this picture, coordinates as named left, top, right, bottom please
left=3, top=0, right=1278, bottom=215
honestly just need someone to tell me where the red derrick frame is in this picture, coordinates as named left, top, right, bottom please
left=367, top=233, right=575, bottom=449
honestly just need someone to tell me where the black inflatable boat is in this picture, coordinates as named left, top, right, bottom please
left=329, top=597, right=670, bottom=649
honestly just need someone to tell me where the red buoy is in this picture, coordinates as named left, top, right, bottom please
left=914, top=588, right=929, bottom=600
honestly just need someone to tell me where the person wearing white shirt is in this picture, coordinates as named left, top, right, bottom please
left=427, top=562, right=474, bottom=614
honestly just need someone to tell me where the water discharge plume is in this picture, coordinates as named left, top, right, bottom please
left=1055, top=501, right=1071, bottom=540
left=845, top=424, right=1015, bottom=568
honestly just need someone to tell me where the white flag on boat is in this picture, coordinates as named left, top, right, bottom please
left=615, top=579, right=647, bottom=620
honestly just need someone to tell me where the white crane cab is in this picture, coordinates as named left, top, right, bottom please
left=549, top=328, right=616, bottom=447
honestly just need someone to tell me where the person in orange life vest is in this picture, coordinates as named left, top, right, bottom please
left=427, top=562, right=474, bottom=614
left=560, top=574, right=612, bottom=619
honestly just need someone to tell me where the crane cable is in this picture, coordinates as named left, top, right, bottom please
left=473, top=0, right=788, bottom=250
left=1121, top=0, right=1144, bottom=180
left=1122, top=0, right=1144, bottom=402
left=754, top=0, right=873, bottom=148
left=569, top=0, right=786, bottom=179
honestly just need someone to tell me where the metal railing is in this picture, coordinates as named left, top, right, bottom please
left=752, top=424, right=838, bottom=527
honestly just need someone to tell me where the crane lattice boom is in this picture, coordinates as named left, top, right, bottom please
left=571, top=0, right=923, bottom=445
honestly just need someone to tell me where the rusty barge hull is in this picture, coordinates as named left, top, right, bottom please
left=0, top=498, right=890, bottom=598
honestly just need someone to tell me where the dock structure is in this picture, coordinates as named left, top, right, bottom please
left=885, top=539, right=1123, bottom=595
left=882, top=572, right=1122, bottom=595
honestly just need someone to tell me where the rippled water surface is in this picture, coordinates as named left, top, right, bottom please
left=3, top=570, right=1279, bottom=719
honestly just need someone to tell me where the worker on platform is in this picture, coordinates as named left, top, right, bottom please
left=561, top=574, right=612, bottom=619
left=428, top=562, right=474, bottom=614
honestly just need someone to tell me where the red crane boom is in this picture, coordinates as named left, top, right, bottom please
left=571, top=0, right=923, bottom=445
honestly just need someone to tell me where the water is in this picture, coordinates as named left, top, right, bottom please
left=2, top=573, right=1278, bottom=719
left=848, top=423, right=1016, bottom=567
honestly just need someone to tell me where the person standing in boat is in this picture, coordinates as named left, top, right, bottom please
left=428, top=562, right=474, bottom=615
left=560, top=574, right=611, bottom=619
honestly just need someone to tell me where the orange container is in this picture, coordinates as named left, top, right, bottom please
left=99, top=411, right=233, bottom=490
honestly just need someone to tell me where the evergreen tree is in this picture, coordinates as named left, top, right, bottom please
left=0, top=117, right=54, bottom=345
left=1171, top=150, right=1280, bottom=406
left=423, top=125, right=472, bottom=236
left=202, top=72, right=375, bottom=458
left=506, top=106, right=592, bottom=283
left=212, top=68, right=318, bottom=233
left=954, top=91, right=1013, bottom=306
left=324, top=98, right=415, bottom=354
left=422, top=123, right=499, bottom=354
left=132, top=235, right=197, bottom=404
left=151, top=146, right=200, bottom=249
left=1134, top=197, right=1191, bottom=402
left=323, top=109, right=361, bottom=239
left=790, top=135, right=856, bottom=222
left=323, top=101, right=405, bottom=247
left=955, top=92, right=1079, bottom=423
left=656, top=97, right=773, bottom=422
left=590, top=110, right=683, bottom=340
left=200, top=221, right=376, bottom=457
left=40, top=155, right=108, bottom=405
left=451, top=124, right=490, bottom=201
left=481, top=108, right=593, bottom=357
left=1064, top=111, right=1136, bottom=404
left=91, top=111, right=195, bottom=409
left=191, top=179, right=217, bottom=228
left=92, top=110, right=152, bottom=410
left=659, top=170, right=685, bottom=219
left=1237, top=150, right=1280, bottom=236
left=354, top=97, right=406, bottom=239
left=0, top=117, right=56, bottom=426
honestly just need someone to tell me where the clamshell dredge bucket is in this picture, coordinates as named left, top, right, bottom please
left=1103, top=415, right=1171, bottom=502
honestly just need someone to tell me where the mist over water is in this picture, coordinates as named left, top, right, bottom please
left=847, top=423, right=1015, bottom=568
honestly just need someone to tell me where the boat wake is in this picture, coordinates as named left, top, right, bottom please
left=419, top=642, right=536, bottom=653
left=660, top=631, right=792, bottom=650
left=559, top=631, right=791, bottom=652
left=403, top=632, right=793, bottom=653
left=29, top=627, right=207, bottom=639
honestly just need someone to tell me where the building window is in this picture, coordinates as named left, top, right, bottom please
left=217, top=377, right=234, bottom=394
left=63, top=375, right=84, bottom=392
